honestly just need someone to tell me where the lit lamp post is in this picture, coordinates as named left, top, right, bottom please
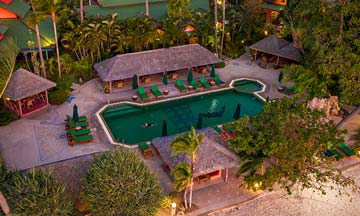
left=171, top=202, right=176, bottom=216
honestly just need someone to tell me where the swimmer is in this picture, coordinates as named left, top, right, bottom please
left=143, top=122, right=156, bottom=127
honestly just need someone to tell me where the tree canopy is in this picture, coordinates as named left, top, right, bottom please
left=280, top=0, right=360, bottom=105
left=230, top=98, right=358, bottom=195
left=82, top=149, right=162, bottom=216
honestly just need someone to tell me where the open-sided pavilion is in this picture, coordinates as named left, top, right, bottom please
left=3, top=68, right=56, bottom=118
left=93, top=44, right=221, bottom=93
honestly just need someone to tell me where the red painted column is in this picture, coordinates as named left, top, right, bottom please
left=18, top=100, right=23, bottom=118
left=109, top=81, right=112, bottom=94
left=266, top=10, right=272, bottom=24
left=45, top=90, right=49, bottom=105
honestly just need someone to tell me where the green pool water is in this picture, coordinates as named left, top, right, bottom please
left=101, top=89, right=263, bottom=144
left=233, top=80, right=263, bottom=92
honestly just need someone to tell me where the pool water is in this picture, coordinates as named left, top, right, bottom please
left=233, top=80, right=263, bottom=92
left=101, top=89, right=263, bottom=145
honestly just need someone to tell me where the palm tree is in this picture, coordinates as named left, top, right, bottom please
left=170, top=127, right=204, bottom=209
left=33, top=0, right=68, bottom=78
left=171, top=163, right=192, bottom=210
left=214, top=0, right=219, bottom=56
left=28, top=1, right=47, bottom=78
left=80, top=0, right=84, bottom=23
left=220, top=0, right=226, bottom=58
left=0, top=37, right=18, bottom=98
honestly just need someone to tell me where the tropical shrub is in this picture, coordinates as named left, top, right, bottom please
left=215, top=61, right=226, bottom=68
left=0, top=101, right=17, bottom=126
left=48, top=89, right=70, bottom=105
left=0, top=167, right=74, bottom=216
left=82, top=149, right=163, bottom=216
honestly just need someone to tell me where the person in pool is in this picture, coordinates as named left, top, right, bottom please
left=143, top=122, right=156, bottom=127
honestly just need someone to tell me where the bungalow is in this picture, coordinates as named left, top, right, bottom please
left=261, top=0, right=288, bottom=24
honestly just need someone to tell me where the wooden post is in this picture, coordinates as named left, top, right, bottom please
left=18, top=100, right=23, bottom=118
left=109, top=81, right=112, bottom=94
left=266, top=10, right=271, bottom=24
left=0, top=192, right=10, bottom=216
left=254, top=50, right=257, bottom=61
left=45, top=90, right=49, bottom=105
left=277, top=56, right=280, bottom=65
left=225, top=168, right=229, bottom=182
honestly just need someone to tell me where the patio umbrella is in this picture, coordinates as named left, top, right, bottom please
left=278, top=71, right=283, bottom=83
left=72, top=104, right=79, bottom=122
left=163, top=72, right=168, bottom=85
left=210, top=64, right=216, bottom=78
left=132, top=74, right=138, bottom=89
left=233, top=104, right=241, bottom=120
left=196, top=113, right=203, bottom=129
left=266, top=96, right=270, bottom=102
left=162, top=120, right=168, bottom=136
left=187, top=69, right=193, bottom=83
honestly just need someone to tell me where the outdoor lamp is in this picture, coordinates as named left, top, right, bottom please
left=171, top=202, right=177, bottom=216
left=254, top=183, right=259, bottom=189
left=264, top=30, right=268, bottom=36
left=217, top=0, right=222, bottom=5
left=5, top=97, right=10, bottom=101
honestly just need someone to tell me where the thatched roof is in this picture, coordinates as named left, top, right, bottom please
left=152, top=128, right=239, bottom=177
left=94, top=44, right=221, bottom=82
left=250, top=34, right=301, bottom=62
left=3, top=68, right=56, bottom=100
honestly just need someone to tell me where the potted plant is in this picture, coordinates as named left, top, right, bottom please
left=104, top=85, right=110, bottom=94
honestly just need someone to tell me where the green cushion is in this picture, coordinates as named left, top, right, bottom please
left=338, top=143, right=356, bottom=156
left=139, top=143, right=150, bottom=152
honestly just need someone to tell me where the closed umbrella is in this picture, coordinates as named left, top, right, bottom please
left=278, top=71, right=283, bottom=83
left=210, top=64, right=216, bottom=78
left=233, top=104, right=241, bottom=120
left=163, top=72, right=168, bottom=85
left=196, top=113, right=203, bottom=129
left=187, top=69, right=193, bottom=83
left=72, top=104, right=79, bottom=122
left=132, top=74, right=138, bottom=89
left=162, top=120, right=168, bottom=136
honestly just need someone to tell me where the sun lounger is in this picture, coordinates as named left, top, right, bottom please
left=139, top=143, right=153, bottom=159
left=283, top=86, right=295, bottom=95
left=327, top=149, right=345, bottom=159
left=66, top=120, right=89, bottom=130
left=68, top=128, right=91, bottom=137
left=138, top=86, right=149, bottom=100
left=338, top=143, right=356, bottom=156
left=211, top=125, right=229, bottom=140
left=214, top=74, right=225, bottom=86
left=222, top=123, right=235, bottom=137
left=176, top=80, right=187, bottom=92
left=65, top=114, right=87, bottom=122
left=199, top=77, right=211, bottom=88
left=190, top=80, right=202, bottom=90
left=69, top=134, right=93, bottom=145
left=151, top=85, right=163, bottom=98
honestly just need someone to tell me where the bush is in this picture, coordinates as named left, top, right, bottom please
left=48, top=89, right=70, bottom=105
left=215, top=61, right=226, bottom=68
left=0, top=166, right=74, bottom=216
left=0, top=101, right=17, bottom=126
left=82, top=149, right=163, bottom=216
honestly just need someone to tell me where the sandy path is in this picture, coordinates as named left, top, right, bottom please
left=209, top=166, right=360, bottom=216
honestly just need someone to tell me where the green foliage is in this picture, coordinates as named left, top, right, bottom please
left=0, top=101, right=17, bottom=126
left=0, top=165, right=74, bottom=216
left=48, top=89, right=70, bottom=105
left=0, top=37, right=19, bottom=98
left=230, top=98, right=358, bottom=195
left=215, top=61, right=226, bottom=68
left=82, top=149, right=162, bottom=216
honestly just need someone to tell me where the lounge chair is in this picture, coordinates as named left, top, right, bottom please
left=68, top=128, right=91, bottom=137
left=69, top=134, right=93, bottom=145
left=199, top=77, right=211, bottom=88
left=138, top=86, right=149, bottom=100
left=283, top=86, right=295, bottom=95
left=211, top=125, right=229, bottom=140
left=66, top=120, right=89, bottom=130
left=65, top=114, right=87, bottom=122
left=222, top=123, right=235, bottom=137
left=338, top=143, right=356, bottom=156
left=190, top=80, right=202, bottom=90
left=139, top=143, right=153, bottom=159
left=214, top=74, right=225, bottom=86
left=327, top=149, right=345, bottom=159
left=176, top=80, right=187, bottom=92
left=151, top=85, right=163, bottom=98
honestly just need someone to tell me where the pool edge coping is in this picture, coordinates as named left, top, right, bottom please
left=96, top=78, right=266, bottom=147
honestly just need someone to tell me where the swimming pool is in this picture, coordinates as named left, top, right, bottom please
left=99, top=86, right=264, bottom=145
left=233, top=79, right=263, bottom=92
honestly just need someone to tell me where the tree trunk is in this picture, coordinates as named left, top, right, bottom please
left=0, top=192, right=10, bottom=216
left=214, top=0, right=218, bottom=56
left=145, top=0, right=149, bottom=16
left=51, top=13, right=61, bottom=78
left=183, top=187, right=188, bottom=209
left=189, top=176, right=194, bottom=209
left=80, top=0, right=84, bottom=23
left=35, top=23, right=47, bottom=78
left=220, top=0, right=226, bottom=58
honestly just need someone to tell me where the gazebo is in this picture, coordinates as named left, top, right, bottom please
left=152, top=128, right=239, bottom=183
left=250, top=34, right=301, bottom=64
left=93, top=44, right=221, bottom=93
left=3, top=68, right=56, bottom=117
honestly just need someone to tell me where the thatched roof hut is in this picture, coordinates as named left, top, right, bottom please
left=3, top=68, right=56, bottom=100
left=152, top=128, right=239, bottom=177
left=250, top=34, right=301, bottom=62
left=94, top=44, right=221, bottom=82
